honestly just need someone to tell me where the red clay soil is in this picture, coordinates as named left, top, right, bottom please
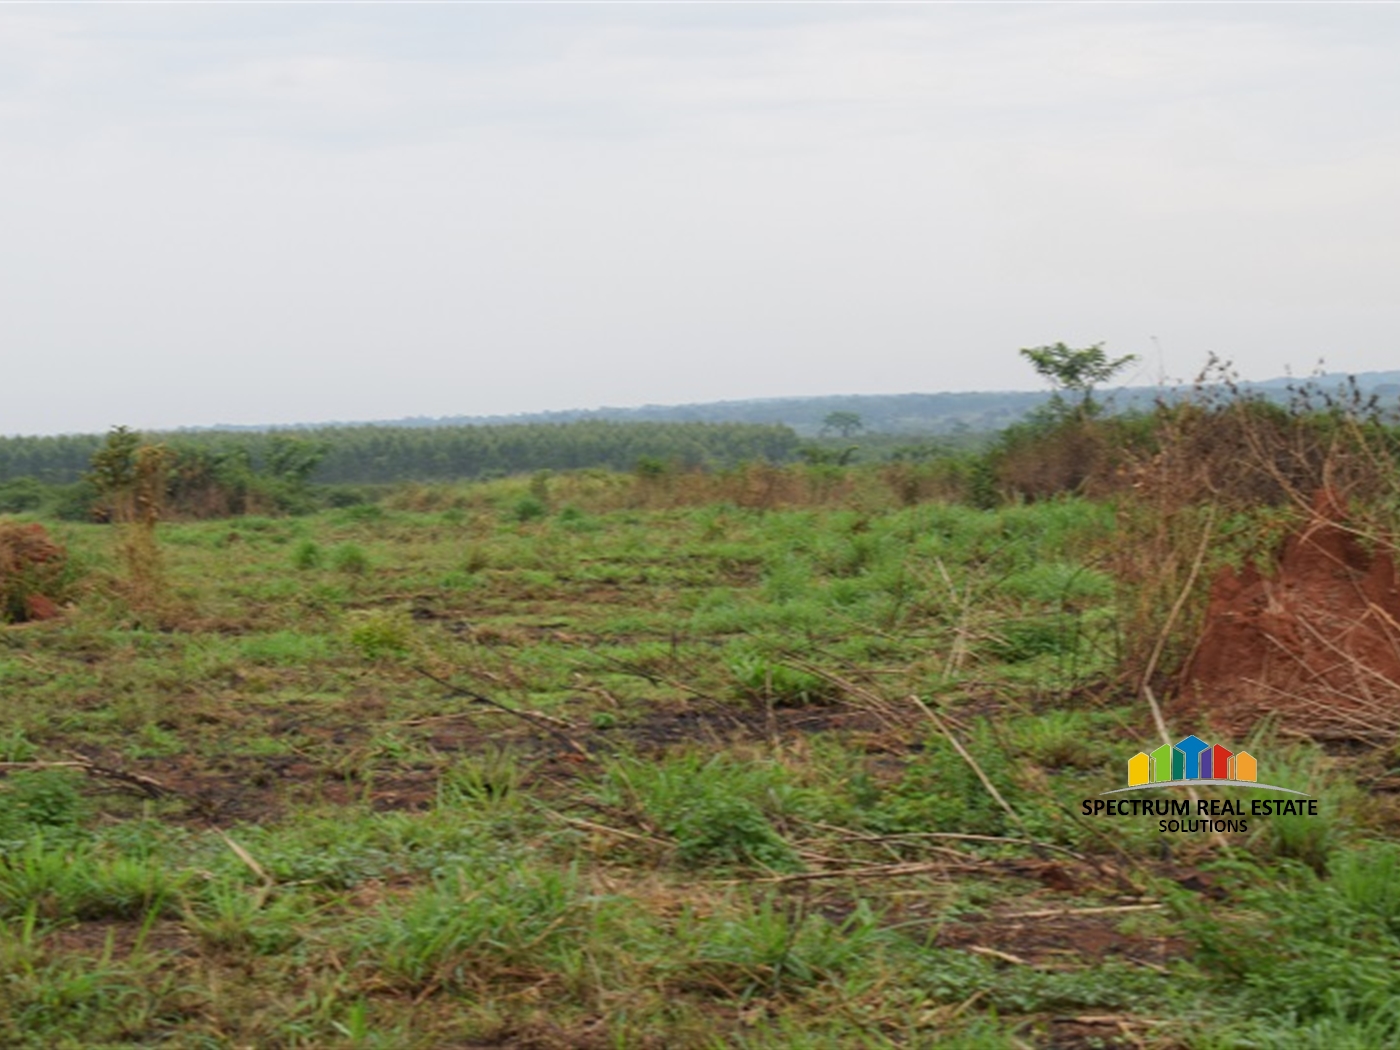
left=0, top=521, right=66, bottom=622
left=1175, top=489, right=1400, bottom=742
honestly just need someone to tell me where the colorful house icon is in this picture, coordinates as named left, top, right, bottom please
left=1125, top=738, right=1258, bottom=784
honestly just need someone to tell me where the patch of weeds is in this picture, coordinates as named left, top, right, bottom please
left=1240, top=732, right=1359, bottom=872
left=864, top=721, right=1017, bottom=836
left=338, top=504, right=385, bottom=524
left=0, top=769, right=88, bottom=836
left=344, top=609, right=416, bottom=661
left=184, top=880, right=307, bottom=956
left=985, top=614, right=1080, bottom=662
left=555, top=505, right=599, bottom=533
left=357, top=864, right=607, bottom=991
left=997, top=560, right=1114, bottom=604
left=1175, top=847, right=1400, bottom=1041
left=0, top=728, right=38, bottom=762
left=603, top=753, right=806, bottom=871
left=512, top=495, right=547, bottom=523
left=331, top=543, right=371, bottom=574
left=1005, top=708, right=1121, bottom=771
left=668, top=895, right=888, bottom=999
left=762, top=554, right=814, bottom=604
left=0, top=837, right=179, bottom=921
left=291, top=539, right=323, bottom=570
left=126, top=722, right=182, bottom=759
left=0, top=923, right=175, bottom=1047
left=726, top=647, right=836, bottom=707
left=437, top=747, right=522, bottom=812
left=439, top=570, right=480, bottom=592
left=239, top=630, right=334, bottom=666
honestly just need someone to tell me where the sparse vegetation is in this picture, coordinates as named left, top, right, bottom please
left=1, top=370, right=1399, bottom=1046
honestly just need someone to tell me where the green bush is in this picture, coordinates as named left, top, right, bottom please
left=511, top=496, right=547, bottom=523
left=0, top=478, right=45, bottom=513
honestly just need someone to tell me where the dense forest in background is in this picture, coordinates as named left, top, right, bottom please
left=0, top=421, right=804, bottom=487
left=4, top=368, right=1400, bottom=520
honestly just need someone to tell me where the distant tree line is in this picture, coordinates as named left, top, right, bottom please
left=0, top=421, right=802, bottom=489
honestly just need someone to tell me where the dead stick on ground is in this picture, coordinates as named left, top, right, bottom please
left=967, top=945, right=1032, bottom=967
left=911, top=696, right=1047, bottom=858
left=1, top=755, right=173, bottom=799
left=215, top=828, right=275, bottom=908
left=1004, top=903, right=1163, bottom=919
left=541, top=811, right=670, bottom=848
left=413, top=666, right=591, bottom=760
left=725, top=861, right=975, bottom=886
left=801, top=820, right=1091, bottom=861
left=777, top=651, right=905, bottom=730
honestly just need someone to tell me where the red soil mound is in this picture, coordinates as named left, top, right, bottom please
left=0, top=521, right=66, bottom=623
left=1175, top=490, right=1400, bottom=742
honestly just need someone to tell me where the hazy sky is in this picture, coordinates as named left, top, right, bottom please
left=3, top=4, right=1399, bottom=436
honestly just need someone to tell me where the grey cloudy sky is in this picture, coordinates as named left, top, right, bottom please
left=3, top=4, right=1399, bottom=436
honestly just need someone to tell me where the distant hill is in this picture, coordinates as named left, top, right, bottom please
left=225, top=370, right=1400, bottom=439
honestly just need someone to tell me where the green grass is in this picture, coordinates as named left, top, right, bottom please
left=0, top=475, right=1393, bottom=1046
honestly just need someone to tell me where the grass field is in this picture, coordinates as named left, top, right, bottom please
left=2, top=471, right=1398, bottom=1048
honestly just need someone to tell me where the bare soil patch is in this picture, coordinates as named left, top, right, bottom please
left=1176, top=489, right=1400, bottom=742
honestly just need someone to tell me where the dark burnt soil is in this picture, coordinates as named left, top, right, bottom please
left=74, top=698, right=892, bottom=828
left=935, top=908, right=1186, bottom=971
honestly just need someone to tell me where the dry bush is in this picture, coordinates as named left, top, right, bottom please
left=0, top=521, right=70, bottom=623
left=115, top=445, right=172, bottom=617
left=878, top=461, right=971, bottom=507
left=993, top=418, right=1125, bottom=501
left=1108, top=367, right=1400, bottom=742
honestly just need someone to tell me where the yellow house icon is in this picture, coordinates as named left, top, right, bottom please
left=1128, top=752, right=1150, bottom=786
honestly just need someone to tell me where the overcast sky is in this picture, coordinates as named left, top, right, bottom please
left=3, top=4, right=1399, bottom=436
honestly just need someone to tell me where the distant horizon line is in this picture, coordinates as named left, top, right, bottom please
left=8, top=367, right=1399, bottom=441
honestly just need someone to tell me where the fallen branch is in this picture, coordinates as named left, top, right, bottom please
left=0, top=753, right=173, bottom=799
left=413, top=666, right=591, bottom=760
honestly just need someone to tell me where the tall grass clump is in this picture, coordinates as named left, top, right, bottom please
left=601, top=753, right=807, bottom=871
